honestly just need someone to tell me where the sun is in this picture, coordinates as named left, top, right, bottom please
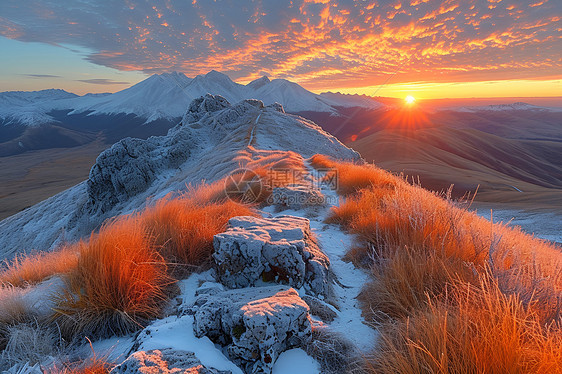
left=405, top=95, right=416, bottom=105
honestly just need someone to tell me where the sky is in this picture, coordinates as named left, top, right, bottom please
left=0, top=0, right=561, bottom=99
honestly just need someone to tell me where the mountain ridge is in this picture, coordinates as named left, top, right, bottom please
left=0, top=71, right=383, bottom=127
left=0, top=95, right=359, bottom=260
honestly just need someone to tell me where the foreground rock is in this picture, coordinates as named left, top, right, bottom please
left=114, top=348, right=231, bottom=374
left=213, top=216, right=332, bottom=297
left=192, top=286, right=312, bottom=374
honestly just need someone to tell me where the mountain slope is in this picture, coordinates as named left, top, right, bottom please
left=0, top=95, right=359, bottom=259
left=352, top=123, right=562, bottom=207
left=67, top=72, right=193, bottom=122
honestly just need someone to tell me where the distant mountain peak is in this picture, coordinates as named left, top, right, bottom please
left=247, top=76, right=271, bottom=90
left=203, top=70, right=233, bottom=81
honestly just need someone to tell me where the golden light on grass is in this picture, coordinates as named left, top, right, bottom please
left=311, top=154, right=562, bottom=372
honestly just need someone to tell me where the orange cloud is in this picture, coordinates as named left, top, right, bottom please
left=0, top=0, right=560, bottom=95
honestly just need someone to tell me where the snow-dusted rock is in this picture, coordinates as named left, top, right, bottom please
left=213, top=216, right=331, bottom=297
left=182, top=93, right=231, bottom=123
left=87, top=127, right=196, bottom=213
left=192, top=286, right=312, bottom=374
left=114, top=348, right=231, bottom=374
left=269, top=185, right=325, bottom=209
left=266, top=103, right=284, bottom=113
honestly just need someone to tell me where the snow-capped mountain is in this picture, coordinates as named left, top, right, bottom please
left=67, top=72, right=194, bottom=123
left=0, top=71, right=385, bottom=126
left=319, top=92, right=384, bottom=110
left=0, top=89, right=79, bottom=126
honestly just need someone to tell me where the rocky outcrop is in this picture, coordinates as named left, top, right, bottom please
left=266, top=102, right=284, bottom=113
left=182, top=94, right=231, bottom=123
left=269, top=185, right=325, bottom=209
left=213, top=215, right=332, bottom=297
left=192, top=286, right=311, bottom=374
left=86, top=124, right=196, bottom=213
left=114, top=348, right=231, bottom=374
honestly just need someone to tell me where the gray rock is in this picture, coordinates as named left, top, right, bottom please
left=182, top=93, right=231, bottom=123
left=86, top=125, right=196, bottom=213
left=269, top=185, right=325, bottom=209
left=113, top=348, right=231, bottom=373
left=266, top=103, right=285, bottom=113
left=193, top=286, right=312, bottom=374
left=213, top=215, right=332, bottom=297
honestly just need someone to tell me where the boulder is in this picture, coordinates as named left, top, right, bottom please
left=87, top=129, right=196, bottom=213
left=213, top=216, right=331, bottom=297
left=268, top=185, right=325, bottom=209
left=266, top=103, right=285, bottom=113
left=193, top=286, right=312, bottom=374
left=114, top=348, right=231, bottom=373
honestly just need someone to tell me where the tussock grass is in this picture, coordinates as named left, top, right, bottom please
left=49, top=358, right=111, bottom=374
left=53, top=216, right=171, bottom=339
left=0, top=247, right=79, bottom=288
left=1, top=322, right=60, bottom=367
left=310, top=154, right=398, bottom=195
left=368, top=275, right=562, bottom=374
left=0, top=287, right=31, bottom=351
left=141, top=194, right=256, bottom=274
left=315, top=154, right=562, bottom=373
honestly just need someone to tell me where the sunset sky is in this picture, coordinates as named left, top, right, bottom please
left=0, top=0, right=560, bottom=98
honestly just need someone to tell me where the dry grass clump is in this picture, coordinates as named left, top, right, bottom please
left=1, top=322, right=60, bottom=367
left=0, top=287, right=32, bottom=351
left=0, top=247, right=79, bottom=288
left=48, top=357, right=111, bottom=374
left=318, top=156, right=562, bottom=373
left=310, top=154, right=399, bottom=195
left=0, top=180, right=258, bottom=342
left=53, top=216, right=171, bottom=339
left=141, top=194, right=256, bottom=273
left=358, top=245, right=474, bottom=322
left=368, top=276, right=562, bottom=374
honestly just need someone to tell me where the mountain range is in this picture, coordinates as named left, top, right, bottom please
left=0, top=70, right=382, bottom=127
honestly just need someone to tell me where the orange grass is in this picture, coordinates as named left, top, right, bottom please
left=369, top=275, right=562, bottom=374
left=49, top=358, right=111, bottom=374
left=141, top=194, right=256, bottom=272
left=310, top=154, right=399, bottom=195
left=53, top=216, right=171, bottom=339
left=318, top=156, right=562, bottom=372
left=358, top=244, right=474, bottom=322
left=0, top=247, right=79, bottom=287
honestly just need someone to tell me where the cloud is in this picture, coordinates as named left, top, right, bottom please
left=1, top=0, right=560, bottom=90
left=76, top=78, right=130, bottom=85
left=22, top=74, right=61, bottom=78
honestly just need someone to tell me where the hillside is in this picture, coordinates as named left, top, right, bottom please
left=340, top=107, right=562, bottom=208
left=0, top=95, right=560, bottom=373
